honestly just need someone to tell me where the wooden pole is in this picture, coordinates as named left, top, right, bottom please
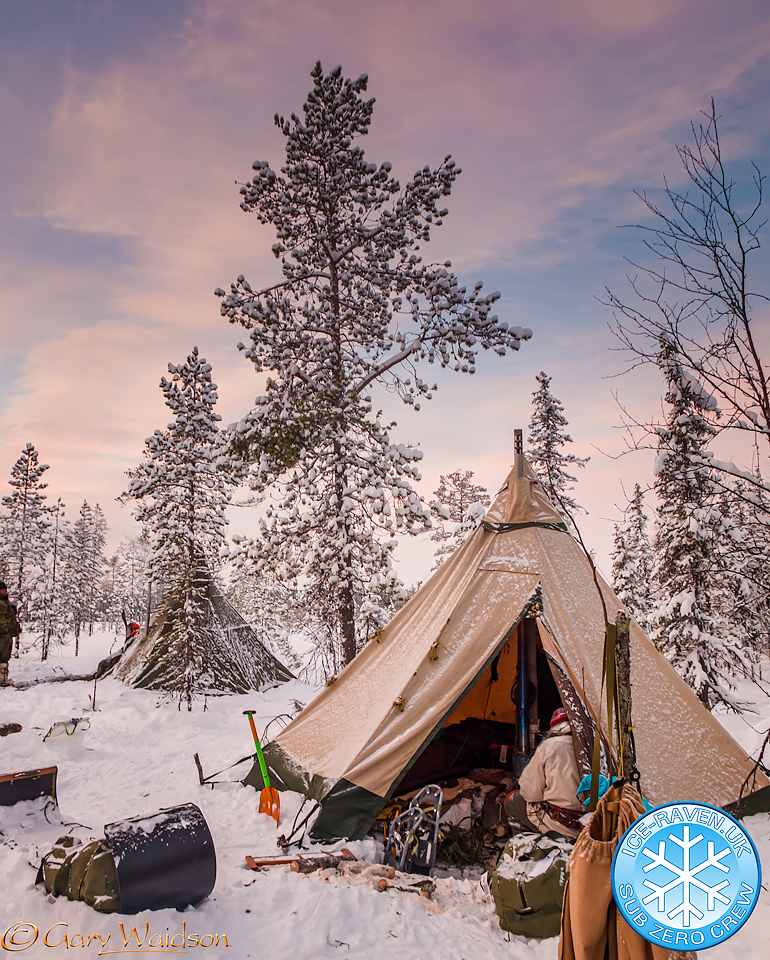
left=615, top=611, right=636, bottom=778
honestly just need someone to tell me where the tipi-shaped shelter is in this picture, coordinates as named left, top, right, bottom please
left=115, top=576, right=294, bottom=694
left=254, top=450, right=767, bottom=840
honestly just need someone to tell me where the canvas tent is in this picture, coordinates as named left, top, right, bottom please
left=252, top=453, right=768, bottom=840
left=115, top=575, right=294, bottom=694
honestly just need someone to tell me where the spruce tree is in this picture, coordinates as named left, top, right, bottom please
left=526, top=371, right=588, bottom=523
left=218, top=63, right=531, bottom=667
left=715, top=478, right=770, bottom=663
left=127, top=348, right=235, bottom=708
left=226, top=566, right=302, bottom=672
left=611, top=525, right=640, bottom=624
left=430, top=469, right=490, bottom=568
left=62, top=501, right=108, bottom=653
left=0, top=443, right=53, bottom=651
left=651, top=343, right=746, bottom=708
left=110, top=535, right=152, bottom=627
left=39, top=498, right=67, bottom=660
left=611, top=485, right=655, bottom=631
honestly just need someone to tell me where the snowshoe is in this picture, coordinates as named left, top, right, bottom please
left=385, top=784, right=443, bottom=876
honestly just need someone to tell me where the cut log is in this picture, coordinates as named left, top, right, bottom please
left=245, top=849, right=357, bottom=872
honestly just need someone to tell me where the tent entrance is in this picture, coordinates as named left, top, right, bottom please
left=395, top=616, right=563, bottom=794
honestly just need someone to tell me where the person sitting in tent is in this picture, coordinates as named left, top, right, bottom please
left=505, top=708, right=583, bottom=838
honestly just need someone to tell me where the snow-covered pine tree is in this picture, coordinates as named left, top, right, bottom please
left=611, top=525, right=640, bottom=623
left=39, top=497, right=67, bottom=661
left=430, top=469, right=490, bottom=568
left=219, top=63, right=531, bottom=667
left=626, top=485, right=654, bottom=589
left=126, top=348, right=235, bottom=709
left=62, top=500, right=92, bottom=648
left=526, top=372, right=588, bottom=525
left=715, top=477, right=770, bottom=663
left=226, top=565, right=302, bottom=672
left=651, top=342, right=747, bottom=709
left=0, top=443, right=53, bottom=651
left=109, top=535, right=152, bottom=627
left=62, top=500, right=108, bottom=654
left=611, top=485, right=655, bottom=631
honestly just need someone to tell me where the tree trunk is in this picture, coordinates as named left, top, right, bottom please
left=340, top=583, right=357, bottom=665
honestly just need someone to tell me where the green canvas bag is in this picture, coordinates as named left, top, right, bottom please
left=489, top=831, right=573, bottom=938
left=38, top=835, right=120, bottom=913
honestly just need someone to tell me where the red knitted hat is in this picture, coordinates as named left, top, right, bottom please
left=550, top=707, right=568, bottom=728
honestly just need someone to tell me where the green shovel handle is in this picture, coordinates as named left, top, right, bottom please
left=244, top=711, right=271, bottom=789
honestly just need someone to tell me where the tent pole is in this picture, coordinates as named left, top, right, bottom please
left=517, top=620, right=528, bottom=752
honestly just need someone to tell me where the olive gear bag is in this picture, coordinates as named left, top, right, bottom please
left=489, top=831, right=573, bottom=938
left=38, top=836, right=120, bottom=913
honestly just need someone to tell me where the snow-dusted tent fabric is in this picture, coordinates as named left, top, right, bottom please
left=256, top=457, right=767, bottom=840
left=115, top=577, right=294, bottom=694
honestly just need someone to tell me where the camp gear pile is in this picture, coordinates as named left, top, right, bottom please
left=34, top=802, right=216, bottom=915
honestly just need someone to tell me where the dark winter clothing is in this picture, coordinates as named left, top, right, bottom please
left=0, top=593, right=21, bottom=685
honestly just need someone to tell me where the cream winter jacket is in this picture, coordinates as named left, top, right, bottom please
left=518, top=728, right=582, bottom=836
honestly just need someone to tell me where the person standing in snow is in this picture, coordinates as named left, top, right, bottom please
left=505, top=707, right=583, bottom=838
left=0, top=581, right=21, bottom=687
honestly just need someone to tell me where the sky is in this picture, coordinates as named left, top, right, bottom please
left=2, top=0, right=770, bottom=585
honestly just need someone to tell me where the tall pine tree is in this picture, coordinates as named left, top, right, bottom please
left=651, top=343, right=746, bottom=708
left=127, top=348, right=235, bottom=709
left=39, top=497, right=67, bottom=660
left=61, top=501, right=108, bottom=653
left=526, top=371, right=588, bottom=524
left=218, top=63, right=531, bottom=667
left=611, top=485, right=655, bottom=631
left=0, top=443, right=53, bottom=651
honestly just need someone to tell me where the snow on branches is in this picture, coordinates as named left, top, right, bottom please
left=0, top=443, right=54, bottom=646
left=651, top=345, right=749, bottom=710
left=526, top=371, right=588, bottom=524
left=218, top=63, right=531, bottom=666
left=126, top=348, right=235, bottom=708
left=430, top=469, right=490, bottom=568
left=611, top=484, right=656, bottom=633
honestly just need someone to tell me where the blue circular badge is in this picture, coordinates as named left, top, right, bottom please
left=611, top=802, right=761, bottom=950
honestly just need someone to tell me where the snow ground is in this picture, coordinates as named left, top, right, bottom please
left=1, top=628, right=769, bottom=960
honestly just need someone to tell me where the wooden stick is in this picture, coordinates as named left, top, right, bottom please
left=245, top=849, right=357, bottom=872
left=615, top=612, right=636, bottom=777
left=193, top=753, right=206, bottom=785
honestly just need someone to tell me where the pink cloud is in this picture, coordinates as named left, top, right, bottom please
left=3, top=0, right=770, bottom=572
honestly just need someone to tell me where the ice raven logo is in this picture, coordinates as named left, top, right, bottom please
left=611, top=802, right=761, bottom=950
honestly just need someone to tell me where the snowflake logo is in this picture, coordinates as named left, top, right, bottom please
left=613, top=802, right=761, bottom=950
left=641, top=825, right=731, bottom=927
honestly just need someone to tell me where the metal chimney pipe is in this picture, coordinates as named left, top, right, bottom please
left=514, top=429, right=524, bottom=477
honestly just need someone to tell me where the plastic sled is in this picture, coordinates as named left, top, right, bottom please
left=104, top=802, right=216, bottom=914
left=0, top=766, right=57, bottom=806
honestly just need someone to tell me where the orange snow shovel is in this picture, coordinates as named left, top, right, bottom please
left=244, top=710, right=280, bottom=825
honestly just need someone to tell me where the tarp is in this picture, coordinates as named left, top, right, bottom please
left=257, top=457, right=767, bottom=839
